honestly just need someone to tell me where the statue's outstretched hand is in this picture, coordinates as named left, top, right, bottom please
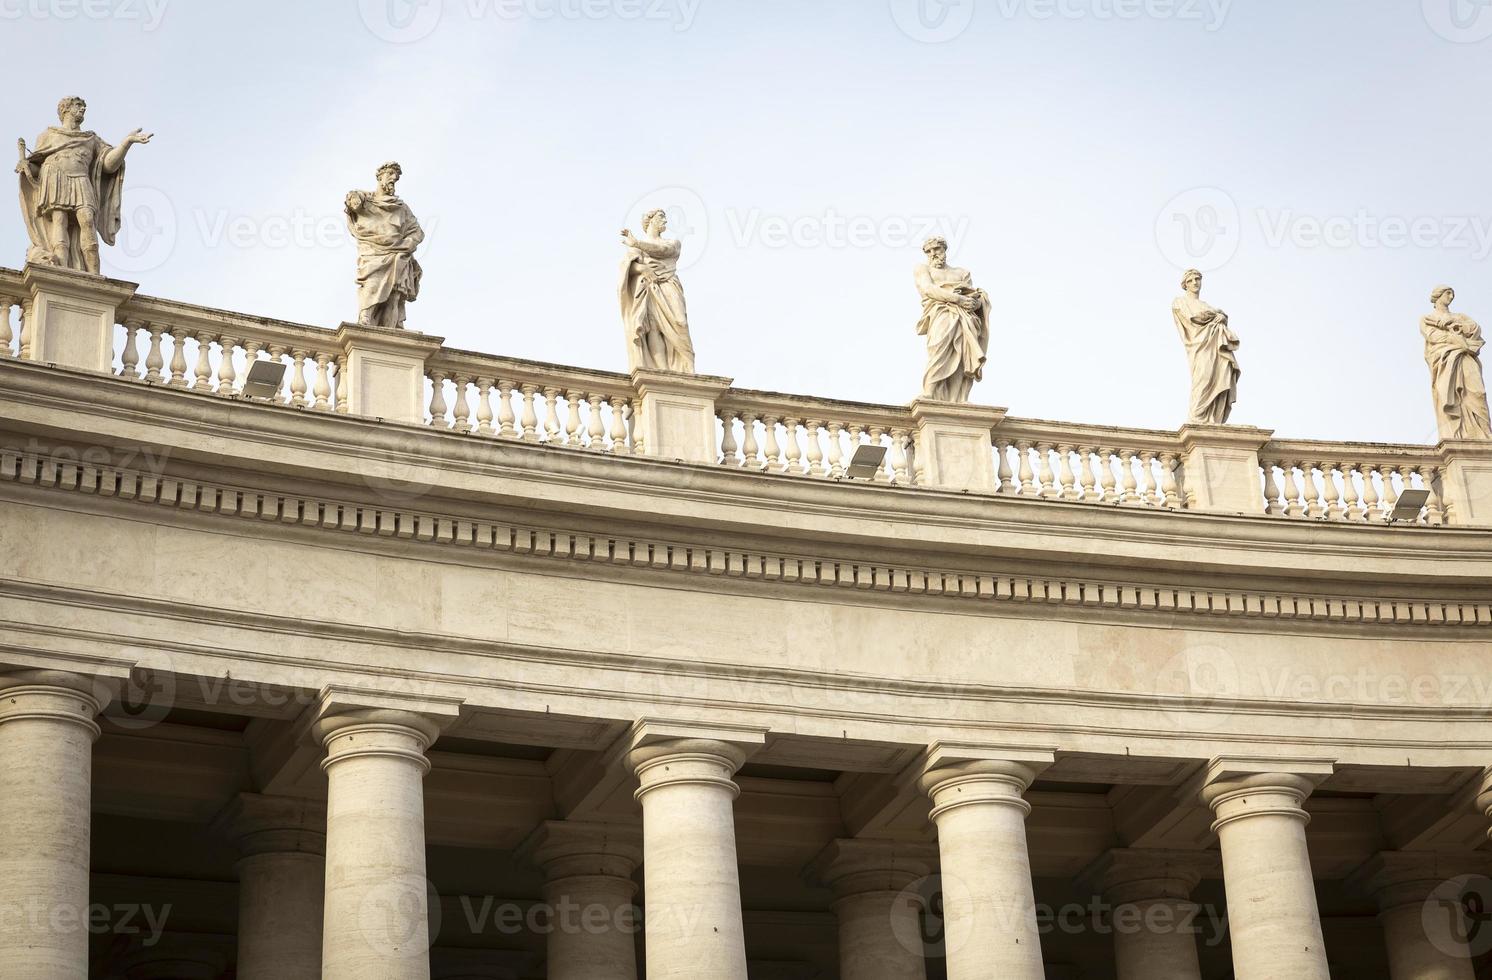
left=126, top=129, right=154, bottom=146
left=14, top=138, right=27, bottom=174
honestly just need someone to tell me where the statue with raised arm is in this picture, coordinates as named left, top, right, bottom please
left=1422, top=285, right=1492, bottom=441
left=619, top=208, right=695, bottom=374
left=1173, top=269, right=1241, bottom=425
left=15, top=96, right=152, bottom=274
left=914, top=236, right=990, bottom=403
left=345, top=161, right=424, bottom=330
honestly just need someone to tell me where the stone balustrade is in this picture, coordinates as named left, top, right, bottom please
left=6, top=263, right=1492, bottom=528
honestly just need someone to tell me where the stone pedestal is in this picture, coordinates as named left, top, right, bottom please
left=918, top=743, right=1053, bottom=980
left=1350, top=852, right=1483, bottom=980
left=335, top=322, right=445, bottom=425
left=0, top=670, right=107, bottom=979
left=911, top=400, right=1005, bottom=491
left=1087, top=850, right=1211, bottom=980
left=626, top=722, right=765, bottom=980
left=215, top=793, right=327, bottom=980
left=1178, top=424, right=1273, bottom=516
left=808, top=839, right=935, bottom=980
left=1439, top=441, right=1492, bottom=527
left=314, top=690, right=460, bottom=980
left=21, top=263, right=138, bottom=373
left=1201, top=757, right=1334, bottom=980
left=519, top=821, right=642, bottom=980
left=630, top=370, right=732, bottom=463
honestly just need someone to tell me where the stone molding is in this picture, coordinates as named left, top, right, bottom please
left=4, top=444, right=1488, bottom=633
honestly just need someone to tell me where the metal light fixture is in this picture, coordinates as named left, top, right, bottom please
left=844, top=444, right=887, bottom=480
left=240, top=360, right=287, bottom=401
left=1388, top=488, right=1431, bottom=523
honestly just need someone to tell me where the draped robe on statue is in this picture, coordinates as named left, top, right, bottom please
left=916, top=267, right=990, bottom=403
left=18, top=128, right=125, bottom=269
left=619, top=239, right=695, bottom=373
left=347, top=192, right=424, bottom=329
left=1172, top=292, right=1241, bottom=425
left=1423, top=310, right=1492, bottom=440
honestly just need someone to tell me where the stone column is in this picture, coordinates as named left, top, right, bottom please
left=626, top=725, right=764, bottom=980
left=918, top=745, right=1054, bottom=980
left=315, top=702, right=451, bottom=980
left=808, top=839, right=934, bottom=980
left=1351, top=852, right=1481, bottom=980
left=1201, top=759, right=1334, bottom=980
left=0, top=670, right=106, bottom=979
left=215, top=793, right=327, bottom=980
left=1091, top=850, right=1208, bottom=980
left=520, top=820, right=642, bottom=980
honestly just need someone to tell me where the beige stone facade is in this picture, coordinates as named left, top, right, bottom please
left=2, top=265, right=1492, bottom=978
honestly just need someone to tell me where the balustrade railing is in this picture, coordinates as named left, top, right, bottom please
left=715, top=391, right=915, bottom=484
left=424, top=349, right=637, bottom=452
left=991, top=420, right=1185, bottom=508
left=1259, top=443, right=1445, bottom=524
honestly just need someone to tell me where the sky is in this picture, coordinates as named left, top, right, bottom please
left=5, top=0, right=1492, bottom=444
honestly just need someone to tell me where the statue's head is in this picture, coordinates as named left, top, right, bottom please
left=57, top=96, right=87, bottom=127
left=1182, top=269, right=1203, bottom=292
left=642, top=208, right=668, bottom=236
left=922, top=236, right=948, bottom=266
left=376, top=161, right=402, bottom=193
left=1431, top=284, right=1455, bottom=307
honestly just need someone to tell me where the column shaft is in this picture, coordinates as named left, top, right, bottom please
left=544, top=874, right=639, bottom=980
left=0, top=679, right=102, bottom=979
left=1381, top=900, right=1475, bottom=980
left=809, top=839, right=931, bottom=980
left=629, top=738, right=750, bottom=980
left=1112, top=898, right=1203, bottom=980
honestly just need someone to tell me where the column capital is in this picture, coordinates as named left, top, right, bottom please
left=1473, top=767, right=1492, bottom=835
left=806, top=838, right=937, bottom=900
left=918, top=742, right=1054, bottom=816
left=310, top=685, right=462, bottom=746
left=1348, top=851, right=1492, bottom=912
left=517, top=820, right=643, bottom=882
left=212, top=792, right=327, bottom=857
left=1081, top=848, right=1219, bottom=906
left=0, top=669, right=110, bottom=739
left=623, top=718, right=766, bottom=776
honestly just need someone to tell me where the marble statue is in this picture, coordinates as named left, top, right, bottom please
left=619, top=208, right=695, bottom=374
left=15, top=96, right=152, bottom=274
left=345, top=162, right=424, bottom=330
left=1172, top=269, right=1241, bottom=425
left=914, top=236, right=990, bottom=403
left=1422, top=285, right=1492, bottom=441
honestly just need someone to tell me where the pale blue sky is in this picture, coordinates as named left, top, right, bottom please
left=7, top=0, right=1491, bottom=443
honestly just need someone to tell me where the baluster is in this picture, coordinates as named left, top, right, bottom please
left=452, top=377, right=473, bottom=434
left=804, top=420, right=826, bottom=477
left=719, top=411, right=739, bottom=465
left=1321, top=462, right=1345, bottom=520
left=191, top=333, right=215, bottom=390
left=312, top=354, right=331, bottom=411
left=1261, top=461, right=1284, bottom=516
left=496, top=380, right=517, bottom=438
left=1095, top=449, right=1117, bottom=502
left=1274, top=463, right=1299, bottom=518
left=119, top=319, right=142, bottom=378
left=1080, top=447, right=1104, bottom=501
left=1056, top=445, right=1078, bottom=501
left=608, top=397, right=631, bottom=454
left=825, top=422, right=845, bottom=478
left=167, top=329, right=189, bottom=387
left=214, top=337, right=238, bottom=395
left=762, top=416, right=783, bottom=472
left=1377, top=464, right=1401, bottom=521
left=473, top=378, right=495, bottom=435
left=542, top=387, right=562, bottom=443
left=263, top=346, right=288, bottom=404
left=289, top=350, right=308, bottom=406
left=1033, top=443, right=1055, bottom=498
left=1421, top=465, right=1446, bottom=525
left=140, top=323, right=164, bottom=383
left=16, top=300, right=31, bottom=359
left=1341, top=464, right=1366, bottom=522
left=1359, top=463, right=1381, bottom=522
left=585, top=394, right=606, bottom=449
left=780, top=418, right=803, bottom=475
left=242, top=340, right=264, bottom=393
left=890, top=428, right=911, bottom=484
left=995, top=441, right=1016, bottom=494
left=1160, top=453, right=1183, bottom=509
left=1016, top=441, right=1038, bottom=495
left=563, top=390, right=583, bottom=446
left=428, top=371, right=449, bottom=428
left=519, top=384, right=540, bottom=441
left=0, top=296, right=13, bottom=357
left=741, top=413, right=763, bottom=470
left=1301, top=461, right=1326, bottom=518
left=867, top=427, right=890, bottom=482
left=334, top=356, right=349, bottom=414
left=1137, top=451, right=1161, bottom=506
left=1117, top=450, right=1140, bottom=504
